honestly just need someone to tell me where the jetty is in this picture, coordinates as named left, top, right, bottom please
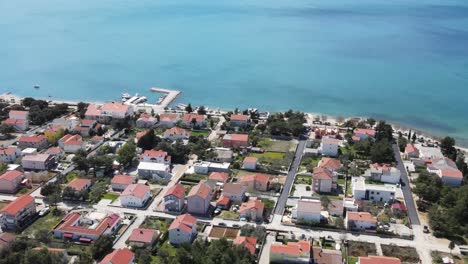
left=150, top=87, right=181, bottom=109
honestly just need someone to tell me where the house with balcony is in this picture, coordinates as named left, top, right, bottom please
left=0, top=146, right=21, bottom=163
left=0, top=170, right=25, bottom=194
left=22, top=154, right=56, bottom=171
left=345, top=211, right=377, bottom=231
left=128, top=228, right=159, bottom=248
left=239, top=199, right=264, bottom=222
left=99, top=248, right=135, bottom=264
left=239, top=173, right=269, bottom=192
left=137, top=162, right=171, bottom=181
left=168, top=214, right=197, bottom=245
left=222, top=134, right=249, bottom=149
left=187, top=183, right=212, bottom=215
left=0, top=195, right=36, bottom=230
left=18, top=135, right=48, bottom=150
left=120, top=184, right=151, bottom=208
left=111, top=175, right=136, bottom=191
left=163, top=127, right=190, bottom=141
left=270, top=240, right=311, bottom=264
left=164, top=184, right=185, bottom=213
left=139, top=150, right=171, bottom=165
left=222, top=183, right=246, bottom=204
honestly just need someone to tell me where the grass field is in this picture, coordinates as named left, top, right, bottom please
left=191, top=130, right=210, bottom=137
left=259, top=139, right=297, bottom=153
left=102, top=193, right=119, bottom=201
left=141, top=217, right=171, bottom=232
left=250, top=152, right=285, bottom=160
left=295, top=175, right=312, bottom=185
left=220, top=211, right=240, bottom=220
left=23, top=212, right=63, bottom=237
left=260, top=198, right=275, bottom=209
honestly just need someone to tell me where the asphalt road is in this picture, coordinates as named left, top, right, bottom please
left=274, top=138, right=306, bottom=215
left=392, top=143, right=420, bottom=226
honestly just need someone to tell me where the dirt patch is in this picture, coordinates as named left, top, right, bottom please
left=208, top=226, right=239, bottom=239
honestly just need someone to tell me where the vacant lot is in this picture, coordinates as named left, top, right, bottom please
left=348, top=241, right=377, bottom=257
left=295, top=175, right=312, bottom=185
left=381, top=245, right=419, bottom=263
left=250, top=151, right=285, bottom=160
left=209, top=226, right=239, bottom=239
left=140, top=217, right=172, bottom=232
left=180, top=173, right=208, bottom=183
left=219, top=211, right=240, bottom=220
left=102, top=193, right=119, bottom=201
left=23, top=212, right=63, bottom=237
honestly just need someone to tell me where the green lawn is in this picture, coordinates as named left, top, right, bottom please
left=180, top=173, right=208, bottom=182
left=337, top=178, right=345, bottom=186
left=102, top=193, right=119, bottom=201
left=220, top=211, right=240, bottom=220
left=347, top=256, right=358, bottom=264
left=301, top=156, right=321, bottom=169
left=250, top=152, right=285, bottom=160
left=23, top=212, right=63, bottom=237
left=65, top=171, right=79, bottom=183
left=295, top=175, right=312, bottom=185
left=191, top=130, right=210, bottom=137
left=260, top=198, right=275, bottom=209
left=140, top=217, right=171, bottom=233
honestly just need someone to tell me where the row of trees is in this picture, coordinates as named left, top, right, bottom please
left=348, top=121, right=395, bottom=163
left=266, top=110, right=306, bottom=137
left=22, top=97, right=69, bottom=125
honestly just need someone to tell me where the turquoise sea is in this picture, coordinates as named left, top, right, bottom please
left=1, top=0, right=468, bottom=144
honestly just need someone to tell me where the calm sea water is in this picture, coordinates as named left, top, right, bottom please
left=1, top=0, right=468, bottom=144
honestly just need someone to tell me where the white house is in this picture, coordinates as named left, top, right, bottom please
left=21, top=154, right=56, bottom=171
left=0, top=147, right=21, bottom=163
left=320, top=136, right=340, bottom=157
left=120, top=184, right=151, bottom=208
left=242, top=157, right=258, bottom=170
left=111, top=175, right=136, bottom=191
left=363, top=164, right=401, bottom=184
left=139, top=150, right=171, bottom=165
left=58, top=134, right=85, bottom=153
left=163, top=127, right=190, bottom=141
left=293, top=199, right=321, bottom=223
left=168, top=214, right=197, bottom=245
left=193, top=161, right=230, bottom=174
left=352, top=177, right=396, bottom=203
left=345, top=211, right=377, bottom=231
left=85, top=102, right=134, bottom=123
left=136, top=114, right=158, bottom=128
left=137, top=162, right=171, bottom=181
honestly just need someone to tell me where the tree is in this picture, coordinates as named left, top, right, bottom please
left=370, top=139, right=395, bottom=163
left=35, top=229, right=51, bottom=244
left=412, top=133, right=417, bottom=144
left=77, top=102, right=88, bottom=119
left=449, top=240, right=455, bottom=254
left=0, top=124, right=15, bottom=135
left=320, top=196, right=331, bottom=209
left=407, top=130, right=412, bottom=141
left=367, top=118, right=376, bottom=127
left=398, top=137, right=408, bottom=152
left=375, top=121, right=393, bottom=142
left=197, top=106, right=206, bottom=115
left=185, top=103, right=193, bottom=113
left=440, top=136, right=457, bottom=160
left=137, top=129, right=160, bottom=150
left=91, top=235, right=113, bottom=260
left=89, top=182, right=106, bottom=203
left=118, top=142, right=136, bottom=168
left=40, top=182, right=60, bottom=196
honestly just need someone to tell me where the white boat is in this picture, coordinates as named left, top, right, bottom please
left=121, top=92, right=131, bottom=102
left=134, top=96, right=147, bottom=104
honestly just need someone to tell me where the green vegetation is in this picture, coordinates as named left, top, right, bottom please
left=250, top=151, right=285, bottom=160
left=180, top=174, right=208, bottom=183
left=295, top=175, right=312, bottom=185
left=141, top=217, right=171, bottom=233
left=219, top=211, right=240, bottom=220
left=347, top=241, right=377, bottom=257
left=22, top=97, right=69, bottom=126
left=190, top=130, right=210, bottom=137
left=102, top=193, right=119, bottom=201
left=240, top=224, right=266, bottom=240
left=381, top=245, right=419, bottom=263
left=301, top=156, right=321, bottom=171
left=23, top=212, right=63, bottom=237
left=91, top=235, right=114, bottom=260
left=118, top=141, right=137, bottom=168
left=260, top=198, right=275, bottom=209
left=266, top=110, right=306, bottom=137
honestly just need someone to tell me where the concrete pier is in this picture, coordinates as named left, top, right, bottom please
left=149, top=87, right=181, bottom=110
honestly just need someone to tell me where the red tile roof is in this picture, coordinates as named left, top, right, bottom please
left=168, top=213, right=197, bottom=233
left=0, top=195, right=34, bottom=215
left=322, top=137, right=340, bottom=145
left=3, top=118, right=26, bottom=125
left=243, top=157, right=258, bottom=163
left=240, top=173, right=270, bottom=185
left=54, top=212, right=120, bottom=236
left=0, top=170, right=23, bottom=182
left=99, top=248, right=134, bottom=264
left=128, top=228, right=158, bottom=244
left=405, top=144, right=419, bottom=154
left=9, top=110, right=28, bottom=118
left=19, top=135, right=46, bottom=143
left=270, top=240, right=310, bottom=256
left=319, top=157, right=341, bottom=170
left=164, top=127, right=189, bottom=136
left=354, top=128, right=376, bottom=137
left=347, top=211, right=377, bottom=223
left=46, top=147, right=63, bottom=155
left=359, top=256, right=401, bottom=264
left=313, top=167, right=333, bottom=180
left=164, top=184, right=185, bottom=199
left=85, top=104, right=101, bottom=116
left=59, top=134, right=83, bottom=145
left=121, top=184, right=150, bottom=198
left=101, top=102, right=130, bottom=114
left=216, top=195, right=230, bottom=206
left=240, top=199, right=264, bottom=214
left=136, top=130, right=148, bottom=140
left=182, top=114, right=204, bottom=123
left=0, top=146, right=18, bottom=156
left=111, top=175, right=135, bottom=185
left=234, top=236, right=257, bottom=254
left=188, top=183, right=212, bottom=200
left=159, top=113, right=179, bottom=122
left=440, top=169, right=463, bottom=178
left=209, top=172, right=229, bottom=183
left=230, top=114, right=249, bottom=122
left=391, top=203, right=407, bottom=212
left=67, top=178, right=91, bottom=191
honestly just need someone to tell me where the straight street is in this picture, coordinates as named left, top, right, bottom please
left=274, top=138, right=306, bottom=215
left=392, top=143, right=420, bottom=225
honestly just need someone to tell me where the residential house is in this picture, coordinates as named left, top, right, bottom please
left=22, top=154, right=56, bottom=171
left=99, top=248, right=135, bottom=264
left=128, top=228, right=159, bottom=248
left=343, top=198, right=359, bottom=212
left=51, top=115, right=80, bottom=131
left=293, top=199, right=321, bottom=223
left=58, top=134, right=85, bottom=153
left=418, top=145, right=444, bottom=160
left=182, top=114, right=206, bottom=127
left=320, top=136, right=340, bottom=157
left=52, top=212, right=121, bottom=242
left=216, top=195, right=231, bottom=210
left=242, top=157, right=258, bottom=170
left=391, top=203, right=407, bottom=214
left=85, top=102, right=134, bottom=123
left=0, top=195, right=36, bottom=230
left=240, top=173, right=269, bottom=192
left=8, top=110, right=29, bottom=120
left=352, top=177, right=396, bottom=203
left=234, top=236, right=257, bottom=255
left=137, top=162, right=171, bottom=181
left=353, top=128, right=376, bottom=140
left=73, top=119, right=97, bottom=136
left=328, top=199, right=344, bottom=217
left=239, top=199, right=264, bottom=221
left=404, top=144, right=419, bottom=159
left=45, top=147, right=65, bottom=160
left=136, top=114, right=158, bottom=128
left=208, top=172, right=229, bottom=185
left=427, top=157, right=463, bottom=187
left=120, top=184, right=151, bottom=208
left=208, top=148, right=233, bottom=163
left=3, top=110, right=29, bottom=131
left=222, top=134, right=249, bottom=149
left=229, top=114, right=250, bottom=127
left=90, top=135, right=104, bottom=145
left=158, top=113, right=180, bottom=127
left=0, top=170, right=25, bottom=193
left=270, top=240, right=311, bottom=264
left=163, top=127, right=190, bottom=141
left=312, top=168, right=335, bottom=193
left=187, top=183, right=212, bottom=215
left=193, top=161, right=230, bottom=174
left=345, top=211, right=377, bottom=231
left=139, top=150, right=171, bottom=165
left=111, top=175, right=136, bottom=191
left=311, top=246, right=343, bottom=264
left=363, top=164, right=401, bottom=184
left=66, top=178, right=92, bottom=197
left=318, top=157, right=341, bottom=173
left=358, top=256, right=401, bottom=264
left=222, top=183, right=246, bottom=204
left=0, top=146, right=21, bottom=163
left=168, top=214, right=197, bottom=245
left=164, top=184, right=185, bottom=212
left=18, top=135, right=48, bottom=150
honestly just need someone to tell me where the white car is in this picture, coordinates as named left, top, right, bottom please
left=39, top=207, right=50, bottom=216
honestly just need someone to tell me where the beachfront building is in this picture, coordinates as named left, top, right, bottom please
left=137, top=162, right=171, bottom=181
left=404, top=144, right=419, bottom=159
left=120, top=184, right=151, bottom=208
left=353, top=128, right=376, bottom=140
left=187, top=183, right=212, bottom=215
left=52, top=212, right=121, bottom=242
left=168, top=214, right=197, bottom=245
left=18, top=135, right=48, bottom=150
left=222, top=134, right=249, bottom=149
left=99, top=248, right=135, bottom=264
left=111, top=175, right=136, bottom=191
left=136, top=113, right=158, bottom=128
left=158, top=113, right=180, bottom=127
left=0, top=146, right=21, bottom=163
left=427, top=157, right=463, bottom=187
left=21, top=154, right=56, bottom=171
left=229, top=114, right=250, bottom=127
left=182, top=114, right=206, bottom=127
left=363, top=163, right=401, bottom=184
left=139, top=150, right=171, bottom=165
left=0, top=170, right=25, bottom=194
left=270, top=240, right=311, bottom=264
left=85, top=102, right=134, bottom=123
left=352, top=177, right=396, bottom=203
left=345, top=211, right=377, bottom=231
left=163, top=127, right=190, bottom=141
left=320, top=136, right=340, bottom=157
left=0, top=195, right=36, bottom=230
left=164, top=184, right=185, bottom=212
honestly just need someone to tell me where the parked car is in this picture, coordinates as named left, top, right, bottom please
left=218, top=222, right=227, bottom=226
left=39, top=207, right=50, bottom=216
